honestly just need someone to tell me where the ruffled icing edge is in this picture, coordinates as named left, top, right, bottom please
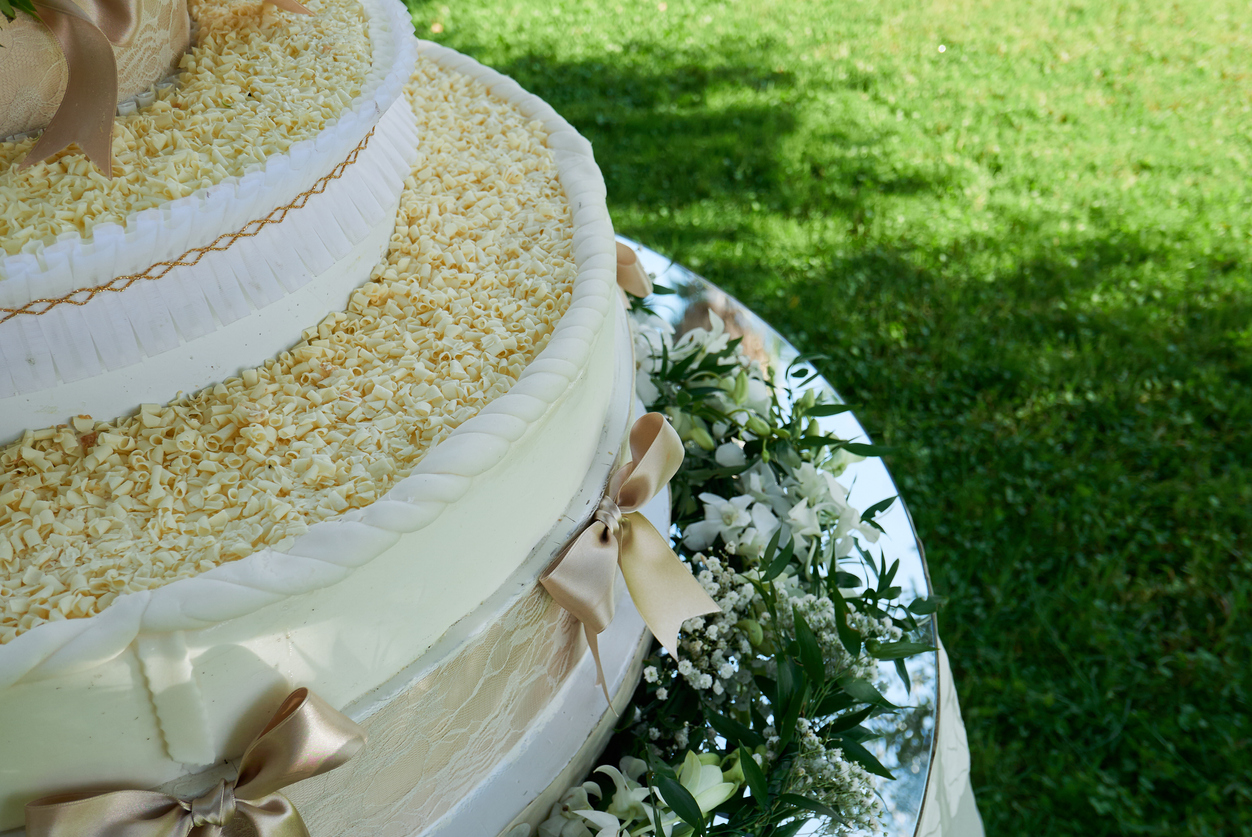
left=0, top=40, right=618, bottom=690
left=0, top=0, right=419, bottom=299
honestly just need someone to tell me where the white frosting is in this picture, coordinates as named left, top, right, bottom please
left=0, top=39, right=622, bottom=832
left=0, top=97, right=419, bottom=445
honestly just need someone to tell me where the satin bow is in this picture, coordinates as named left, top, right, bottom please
left=20, top=0, right=312, bottom=176
left=541, top=412, right=720, bottom=701
left=25, top=688, right=365, bottom=837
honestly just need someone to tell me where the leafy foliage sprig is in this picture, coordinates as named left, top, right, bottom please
left=0, top=0, right=38, bottom=24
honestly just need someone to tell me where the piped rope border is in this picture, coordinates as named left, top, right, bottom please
left=0, top=127, right=375, bottom=326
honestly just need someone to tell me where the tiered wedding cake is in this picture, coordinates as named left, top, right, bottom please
left=0, top=0, right=688, bottom=833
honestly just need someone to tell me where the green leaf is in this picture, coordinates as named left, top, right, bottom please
left=841, top=442, right=898, bottom=456
left=860, top=495, right=897, bottom=522
left=883, top=558, right=900, bottom=588
left=793, top=607, right=825, bottom=687
left=812, top=691, right=856, bottom=717
left=779, top=793, right=840, bottom=818
left=774, top=820, right=808, bottom=837
left=650, top=283, right=676, bottom=295
left=760, top=527, right=782, bottom=567
left=836, top=675, right=898, bottom=708
left=657, top=775, right=706, bottom=835
left=793, top=434, right=845, bottom=450
left=861, top=495, right=897, bottom=517
left=0, top=0, right=14, bottom=20
left=832, top=733, right=895, bottom=779
left=908, top=596, right=942, bottom=615
left=865, top=639, right=938, bottom=660
left=805, top=403, right=853, bottom=417
left=777, top=654, right=799, bottom=709
left=764, top=537, right=794, bottom=581
left=740, top=748, right=770, bottom=809
left=830, top=590, right=862, bottom=657
left=894, top=657, right=912, bottom=694
left=821, top=703, right=876, bottom=735
left=831, top=568, right=861, bottom=588
left=706, top=709, right=766, bottom=748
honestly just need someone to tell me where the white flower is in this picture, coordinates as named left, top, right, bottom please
left=682, top=493, right=753, bottom=551
left=596, top=758, right=651, bottom=823
left=783, top=461, right=839, bottom=507
left=673, top=311, right=730, bottom=359
left=729, top=502, right=781, bottom=560
left=538, top=782, right=608, bottom=837
left=741, top=462, right=791, bottom=516
left=743, top=375, right=772, bottom=416
left=714, top=441, right=747, bottom=468
left=636, top=374, right=661, bottom=407
left=787, top=498, right=823, bottom=554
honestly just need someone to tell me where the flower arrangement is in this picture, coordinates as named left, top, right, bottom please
left=531, top=294, right=938, bottom=836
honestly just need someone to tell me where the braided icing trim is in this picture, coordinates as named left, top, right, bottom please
left=0, top=40, right=618, bottom=690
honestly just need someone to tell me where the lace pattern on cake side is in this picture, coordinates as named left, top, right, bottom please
left=0, top=128, right=375, bottom=326
left=283, top=585, right=584, bottom=830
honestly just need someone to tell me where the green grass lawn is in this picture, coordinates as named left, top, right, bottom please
left=418, top=0, right=1252, bottom=833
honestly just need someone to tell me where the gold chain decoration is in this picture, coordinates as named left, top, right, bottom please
left=0, top=127, right=376, bottom=326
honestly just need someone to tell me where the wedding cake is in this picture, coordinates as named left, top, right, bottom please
left=0, top=0, right=695, bottom=833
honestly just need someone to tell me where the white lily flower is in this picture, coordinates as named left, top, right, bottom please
left=732, top=502, right=782, bottom=559
left=573, top=810, right=624, bottom=837
left=683, top=493, right=753, bottom=551
left=652, top=753, right=737, bottom=826
left=787, top=498, right=823, bottom=554
left=673, top=310, right=730, bottom=359
left=743, top=376, right=772, bottom=416
left=595, top=765, right=651, bottom=822
left=783, top=461, right=836, bottom=506
left=538, top=783, right=605, bottom=837
left=636, top=374, right=661, bottom=407
left=714, top=441, right=747, bottom=468
left=741, top=462, right=791, bottom=516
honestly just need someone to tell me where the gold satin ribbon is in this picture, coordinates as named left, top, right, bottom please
left=541, top=412, right=720, bottom=700
left=20, top=0, right=312, bottom=176
left=616, top=241, right=653, bottom=297
left=25, top=688, right=365, bottom=837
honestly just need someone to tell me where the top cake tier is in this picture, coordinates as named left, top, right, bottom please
left=0, top=0, right=421, bottom=444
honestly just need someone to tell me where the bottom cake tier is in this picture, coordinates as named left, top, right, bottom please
left=1, top=299, right=650, bottom=837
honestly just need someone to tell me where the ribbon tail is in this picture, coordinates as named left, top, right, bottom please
left=584, top=623, right=612, bottom=704
left=619, top=512, right=720, bottom=657
left=24, top=0, right=119, bottom=174
left=25, top=790, right=191, bottom=837
left=232, top=795, right=310, bottom=837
